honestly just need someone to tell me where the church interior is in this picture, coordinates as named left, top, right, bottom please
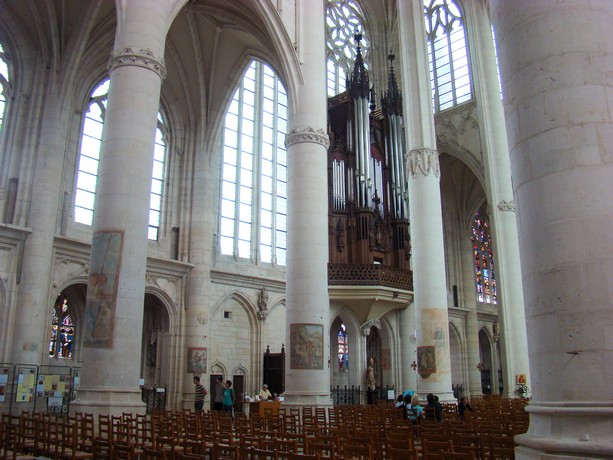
left=0, top=0, right=611, bottom=458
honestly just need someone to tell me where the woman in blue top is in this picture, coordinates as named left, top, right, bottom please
left=407, top=394, right=423, bottom=421
left=222, top=380, right=235, bottom=413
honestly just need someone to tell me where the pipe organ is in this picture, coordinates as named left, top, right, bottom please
left=327, top=37, right=412, bottom=290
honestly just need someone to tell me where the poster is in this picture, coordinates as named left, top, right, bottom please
left=0, top=367, right=8, bottom=403
left=15, top=368, right=36, bottom=402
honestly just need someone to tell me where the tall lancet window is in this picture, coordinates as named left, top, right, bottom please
left=424, top=0, right=472, bottom=112
left=337, top=323, right=349, bottom=371
left=326, top=0, right=369, bottom=97
left=219, top=61, right=287, bottom=266
left=0, top=43, right=10, bottom=133
left=471, top=210, right=497, bottom=304
left=75, top=79, right=168, bottom=240
left=48, top=297, right=75, bottom=359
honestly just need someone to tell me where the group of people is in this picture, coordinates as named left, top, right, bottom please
left=193, top=376, right=276, bottom=413
left=395, top=391, right=474, bottom=424
left=193, top=375, right=235, bottom=413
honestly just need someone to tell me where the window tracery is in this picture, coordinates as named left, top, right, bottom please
left=424, top=0, right=472, bottom=111
left=326, top=0, right=369, bottom=97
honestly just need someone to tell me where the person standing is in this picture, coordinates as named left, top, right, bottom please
left=222, top=380, right=235, bottom=415
left=193, top=376, right=207, bottom=412
left=213, top=375, right=224, bottom=411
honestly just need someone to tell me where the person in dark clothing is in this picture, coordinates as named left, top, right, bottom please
left=458, top=397, right=474, bottom=417
left=426, top=392, right=444, bottom=423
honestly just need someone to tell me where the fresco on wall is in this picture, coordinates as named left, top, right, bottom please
left=84, top=230, right=123, bottom=348
left=417, top=345, right=436, bottom=376
left=290, top=323, right=323, bottom=369
left=187, top=348, right=207, bottom=374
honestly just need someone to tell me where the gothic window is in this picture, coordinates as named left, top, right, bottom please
left=74, top=79, right=168, bottom=240
left=337, top=323, right=349, bottom=371
left=219, top=61, right=287, bottom=266
left=491, top=26, right=503, bottom=98
left=0, top=43, right=11, bottom=134
left=326, top=0, right=369, bottom=97
left=49, top=297, right=74, bottom=359
left=471, top=210, right=497, bottom=304
left=424, top=0, right=472, bottom=112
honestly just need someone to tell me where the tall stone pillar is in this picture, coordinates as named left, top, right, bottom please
left=10, top=95, right=71, bottom=364
left=283, top=0, right=330, bottom=407
left=73, top=0, right=187, bottom=416
left=459, top=238, right=483, bottom=397
left=398, top=0, right=453, bottom=401
left=464, top=0, right=530, bottom=398
left=490, top=0, right=613, bottom=457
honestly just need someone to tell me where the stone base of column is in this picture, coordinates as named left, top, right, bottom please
left=281, top=390, right=333, bottom=408
left=515, top=400, right=613, bottom=459
left=71, top=387, right=146, bottom=418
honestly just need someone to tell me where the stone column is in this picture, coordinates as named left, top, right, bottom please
left=459, top=238, right=483, bottom=397
left=490, top=0, right=613, bottom=457
left=399, top=305, right=418, bottom=391
left=73, top=0, right=187, bottom=416
left=283, top=0, right=330, bottom=407
left=464, top=0, right=530, bottom=399
left=397, top=0, right=453, bottom=401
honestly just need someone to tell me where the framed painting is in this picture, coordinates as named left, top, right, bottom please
left=290, top=323, right=323, bottom=369
left=187, top=347, right=207, bottom=374
left=417, top=345, right=436, bottom=374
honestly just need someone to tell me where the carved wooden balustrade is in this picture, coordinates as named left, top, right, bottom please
left=328, top=263, right=413, bottom=290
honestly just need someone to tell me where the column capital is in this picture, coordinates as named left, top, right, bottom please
left=108, top=46, right=167, bottom=80
left=407, top=147, right=440, bottom=178
left=497, top=200, right=516, bottom=212
left=285, top=126, right=330, bottom=149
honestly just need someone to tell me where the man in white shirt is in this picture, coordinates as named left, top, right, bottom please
left=258, top=384, right=273, bottom=400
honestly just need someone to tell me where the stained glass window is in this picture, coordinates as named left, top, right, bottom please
left=49, top=297, right=74, bottom=359
left=337, top=323, right=349, bottom=371
left=0, top=43, right=9, bottom=133
left=75, top=79, right=167, bottom=240
left=471, top=210, right=497, bottom=304
left=424, top=0, right=472, bottom=112
left=219, top=61, right=287, bottom=266
left=326, top=0, right=369, bottom=97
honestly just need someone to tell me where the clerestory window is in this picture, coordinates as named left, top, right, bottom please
left=219, top=61, right=287, bottom=266
left=326, top=0, right=369, bottom=97
left=424, top=0, right=472, bottom=112
left=74, top=79, right=167, bottom=240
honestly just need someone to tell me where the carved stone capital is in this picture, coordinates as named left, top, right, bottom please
left=497, top=200, right=516, bottom=212
left=361, top=318, right=381, bottom=336
left=285, top=126, right=330, bottom=149
left=407, top=148, right=440, bottom=178
left=108, top=47, right=167, bottom=80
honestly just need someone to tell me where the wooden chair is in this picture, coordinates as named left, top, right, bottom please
left=92, top=438, right=112, bottom=459
left=211, top=441, right=238, bottom=460
left=436, top=451, right=476, bottom=460
left=487, top=435, right=515, bottom=460
left=58, top=419, right=94, bottom=460
left=141, top=448, right=169, bottom=460
left=386, top=445, right=417, bottom=460
left=342, top=443, right=373, bottom=460
left=421, top=439, right=454, bottom=460
left=288, top=453, right=319, bottom=460
left=112, top=442, right=136, bottom=460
